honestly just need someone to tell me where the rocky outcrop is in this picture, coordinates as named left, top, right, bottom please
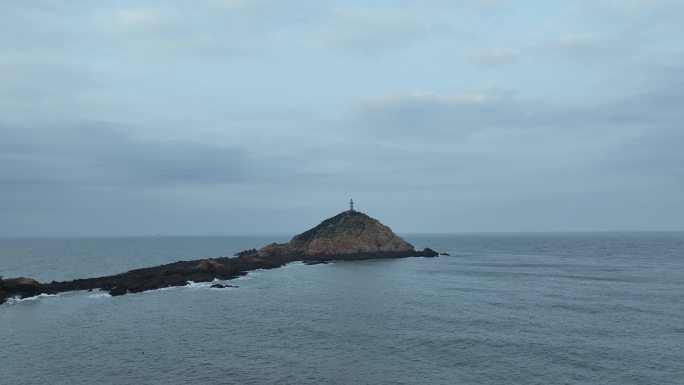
left=0, top=277, right=42, bottom=304
left=0, top=210, right=440, bottom=304
left=42, top=256, right=275, bottom=297
left=254, top=210, right=435, bottom=261
left=291, top=210, right=415, bottom=255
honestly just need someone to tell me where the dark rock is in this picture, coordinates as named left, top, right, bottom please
left=420, top=248, right=439, bottom=257
left=303, top=261, right=329, bottom=265
left=128, top=281, right=162, bottom=294
left=2, top=277, right=41, bottom=298
left=440, top=252, right=450, bottom=256
left=235, top=248, right=257, bottom=257
left=196, top=260, right=218, bottom=271
left=109, top=286, right=128, bottom=296
left=210, top=283, right=238, bottom=289
left=3, top=276, right=40, bottom=290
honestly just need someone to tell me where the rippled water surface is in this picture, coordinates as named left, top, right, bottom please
left=1, top=233, right=683, bottom=384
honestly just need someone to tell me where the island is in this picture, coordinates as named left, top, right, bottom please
left=1, top=209, right=438, bottom=304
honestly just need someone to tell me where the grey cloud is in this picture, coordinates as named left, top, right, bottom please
left=339, top=76, right=684, bottom=205
left=311, top=6, right=456, bottom=55
left=602, top=72, right=684, bottom=182
left=1, top=0, right=682, bottom=235
left=466, top=48, right=520, bottom=67
left=612, top=126, right=684, bottom=182
left=0, top=122, right=264, bottom=189
left=588, top=0, right=684, bottom=24
left=349, top=69, right=684, bottom=138
left=526, top=33, right=621, bottom=61
left=395, top=0, right=511, bottom=13
left=467, top=33, right=627, bottom=68
left=0, top=1, right=300, bottom=60
left=466, top=0, right=684, bottom=68
left=0, top=57, right=102, bottom=109
left=0, top=1, right=485, bottom=62
left=0, top=120, right=332, bottom=235
left=313, top=0, right=510, bottom=45
left=346, top=90, right=561, bottom=137
left=312, top=0, right=508, bottom=56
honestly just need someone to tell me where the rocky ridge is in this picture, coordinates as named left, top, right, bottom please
left=0, top=210, right=438, bottom=304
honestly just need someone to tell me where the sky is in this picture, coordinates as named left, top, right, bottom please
left=1, top=0, right=683, bottom=236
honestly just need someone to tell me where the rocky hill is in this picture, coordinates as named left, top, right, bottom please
left=255, top=210, right=428, bottom=260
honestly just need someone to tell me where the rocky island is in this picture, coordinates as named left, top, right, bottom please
left=0, top=210, right=438, bottom=304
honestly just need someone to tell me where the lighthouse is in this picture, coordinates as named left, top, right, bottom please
left=349, top=198, right=354, bottom=212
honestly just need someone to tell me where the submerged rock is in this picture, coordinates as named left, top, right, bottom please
left=210, top=283, right=238, bottom=289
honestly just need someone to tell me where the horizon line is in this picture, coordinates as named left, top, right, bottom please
left=2, top=230, right=683, bottom=239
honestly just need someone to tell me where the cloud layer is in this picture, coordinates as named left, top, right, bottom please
left=1, top=0, right=683, bottom=235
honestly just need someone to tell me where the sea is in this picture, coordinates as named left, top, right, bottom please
left=1, top=232, right=683, bottom=385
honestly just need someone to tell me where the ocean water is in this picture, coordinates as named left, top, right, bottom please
left=1, top=233, right=683, bottom=384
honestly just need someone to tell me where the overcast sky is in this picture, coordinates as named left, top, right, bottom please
left=1, top=0, right=683, bottom=236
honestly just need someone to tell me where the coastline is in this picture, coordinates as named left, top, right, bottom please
left=1, top=248, right=438, bottom=304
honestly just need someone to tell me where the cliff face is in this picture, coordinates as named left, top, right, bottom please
left=257, top=210, right=415, bottom=257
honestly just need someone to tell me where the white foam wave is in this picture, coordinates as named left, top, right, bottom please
left=236, top=271, right=260, bottom=280
left=2, top=293, right=60, bottom=306
left=87, top=292, right=111, bottom=299
left=21, top=293, right=59, bottom=301
left=185, top=281, right=214, bottom=289
left=130, top=279, right=236, bottom=294
left=156, top=285, right=182, bottom=292
left=284, top=261, right=305, bottom=268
